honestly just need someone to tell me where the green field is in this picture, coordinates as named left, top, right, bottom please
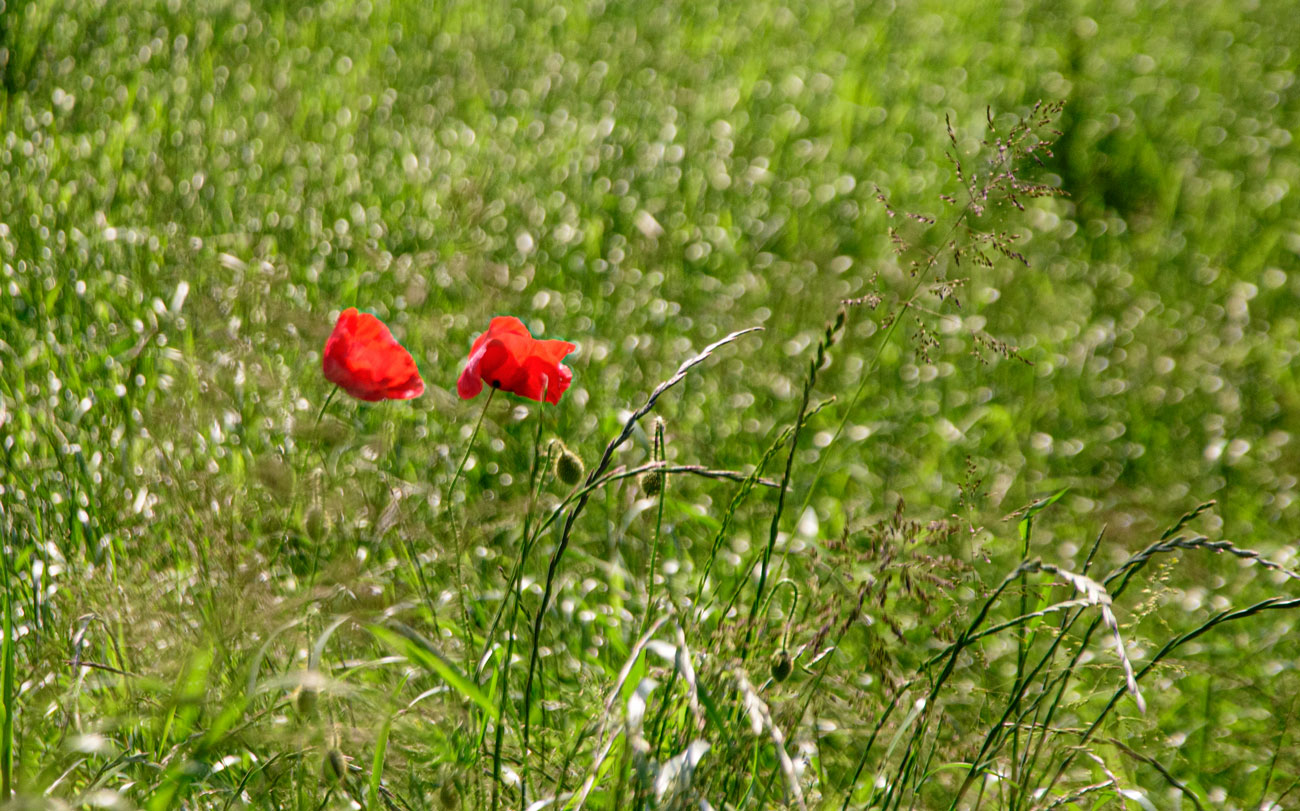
left=2, top=0, right=1299, bottom=808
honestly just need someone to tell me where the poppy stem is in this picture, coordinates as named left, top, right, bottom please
left=447, top=388, right=497, bottom=676
left=489, top=412, right=549, bottom=811
left=313, top=386, right=339, bottom=429
left=448, top=388, right=495, bottom=500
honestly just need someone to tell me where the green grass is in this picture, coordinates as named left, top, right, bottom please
left=2, top=0, right=1299, bottom=808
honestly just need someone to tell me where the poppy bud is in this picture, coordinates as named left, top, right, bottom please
left=323, top=748, right=347, bottom=782
left=255, top=455, right=295, bottom=501
left=439, top=782, right=459, bottom=809
left=640, top=469, right=664, bottom=498
left=770, top=650, right=793, bottom=683
left=555, top=444, right=585, bottom=486
left=307, top=415, right=350, bottom=447
left=304, top=506, right=328, bottom=542
left=297, top=686, right=318, bottom=718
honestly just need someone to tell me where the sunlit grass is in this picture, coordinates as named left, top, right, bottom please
left=1, top=0, right=1299, bottom=808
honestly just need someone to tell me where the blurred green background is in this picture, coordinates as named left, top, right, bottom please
left=1, top=0, right=1298, bottom=806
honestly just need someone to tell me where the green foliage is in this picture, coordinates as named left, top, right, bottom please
left=1, top=0, right=1299, bottom=809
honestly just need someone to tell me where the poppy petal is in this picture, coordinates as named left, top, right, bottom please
left=487, top=316, right=532, bottom=338
left=321, top=308, right=424, bottom=402
left=457, top=344, right=487, bottom=399
left=535, top=338, right=577, bottom=365
left=477, top=339, right=524, bottom=392
left=522, top=355, right=573, bottom=405
left=459, top=316, right=576, bottom=404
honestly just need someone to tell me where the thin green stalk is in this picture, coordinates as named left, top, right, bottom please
left=1, top=520, right=14, bottom=801
left=478, top=424, right=554, bottom=679
left=312, top=385, right=339, bottom=429
left=491, top=415, right=548, bottom=811
left=448, top=388, right=497, bottom=670
left=449, top=388, right=496, bottom=505
left=742, top=314, right=844, bottom=662
left=1010, top=513, right=1033, bottom=809
left=693, top=419, right=802, bottom=625
left=839, top=688, right=906, bottom=810
left=638, top=420, right=667, bottom=641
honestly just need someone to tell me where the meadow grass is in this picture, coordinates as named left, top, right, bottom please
left=2, top=0, right=1299, bottom=808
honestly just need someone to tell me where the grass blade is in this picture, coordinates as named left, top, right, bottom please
left=370, top=623, right=498, bottom=720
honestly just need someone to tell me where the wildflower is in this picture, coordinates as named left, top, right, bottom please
left=322, top=307, right=424, bottom=401
left=457, top=316, right=576, bottom=405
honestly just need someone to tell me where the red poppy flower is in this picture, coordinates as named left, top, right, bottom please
left=458, top=316, right=576, bottom=405
left=322, top=307, right=424, bottom=401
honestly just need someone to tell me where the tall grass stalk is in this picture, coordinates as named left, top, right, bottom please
left=794, top=104, right=1065, bottom=530
left=1, top=521, right=14, bottom=801
left=448, top=387, right=496, bottom=666
left=741, top=309, right=844, bottom=661
left=518, top=326, right=760, bottom=809
left=638, top=419, right=668, bottom=641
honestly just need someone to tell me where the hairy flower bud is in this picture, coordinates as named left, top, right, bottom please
left=640, top=469, right=664, bottom=497
left=304, top=506, right=328, bottom=542
left=323, top=748, right=347, bottom=782
left=297, top=686, right=318, bottom=718
left=770, top=649, right=793, bottom=683
left=555, top=443, right=585, bottom=485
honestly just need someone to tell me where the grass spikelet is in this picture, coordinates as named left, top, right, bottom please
left=1031, top=560, right=1146, bottom=714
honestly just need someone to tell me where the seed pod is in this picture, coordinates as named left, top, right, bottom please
left=640, top=469, right=664, bottom=498
left=555, top=444, right=585, bottom=485
left=770, top=650, right=793, bottom=683
left=296, top=686, right=318, bottom=718
left=323, top=749, right=347, bottom=782
left=255, top=455, right=295, bottom=501
left=304, top=505, right=328, bottom=542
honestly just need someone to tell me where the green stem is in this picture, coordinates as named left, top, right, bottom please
left=639, top=421, right=667, bottom=640
left=449, top=388, right=497, bottom=669
left=1, top=520, right=14, bottom=801
left=450, top=388, right=496, bottom=502
left=313, top=386, right=339, bottom=429
left=490, top=413, right=547, bottom=811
